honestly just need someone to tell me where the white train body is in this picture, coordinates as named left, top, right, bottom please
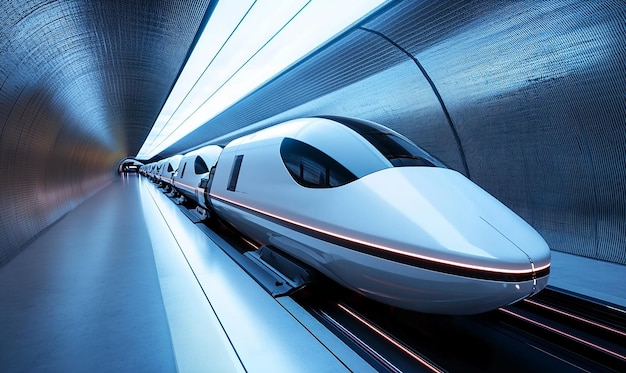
left=159, top=154, right=183, bottom=187
left=144, top=116, right=551, bottom=314
left=206, top=117, right=550, bottom=315
left=172, top=145, right=222, bottom=208
left=145, top=163, right=156, bottom=180
left=152, top=159, right=167, bottom=182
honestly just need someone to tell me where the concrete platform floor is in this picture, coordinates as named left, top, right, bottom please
left=0, top=176, right=176, bottom=372
left=0, top=175, right=371, bottom=373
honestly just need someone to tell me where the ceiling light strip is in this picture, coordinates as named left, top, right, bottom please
left=146, top=1, right=312, bottom=156
left=144, top=1, right=259, bottom=154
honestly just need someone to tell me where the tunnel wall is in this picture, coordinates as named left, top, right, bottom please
left=169, top=0, right=626, bottom=264
left=0, top=1, right=210, bottom=267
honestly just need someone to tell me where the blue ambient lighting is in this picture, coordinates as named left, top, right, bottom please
left=136, top=0, right=387, bottom=160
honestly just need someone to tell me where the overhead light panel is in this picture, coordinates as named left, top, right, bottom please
left=136, top=0, right=388, bottom=160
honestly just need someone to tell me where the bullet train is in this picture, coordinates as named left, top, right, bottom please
left=143, top=116, right=551, bottom=315
left=158, top=154, right=183, bottom=190
left=171, top=145, right=223, bottom=216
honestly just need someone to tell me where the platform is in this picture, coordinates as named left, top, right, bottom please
left=0, top=175, right=372, bottom=372
left=1, top=174, right=625, bottom=371
left=549, top=251, right=626, bottom=309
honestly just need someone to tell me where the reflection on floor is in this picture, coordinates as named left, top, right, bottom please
left=1, top=174, right=624, bottom=371
left=0, top=175, right=372, bottom=373
left=0, top=175, right=176, bottom=372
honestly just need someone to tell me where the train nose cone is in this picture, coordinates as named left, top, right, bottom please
left=473, top=215, right=549, bottom=266
left=372, top=167, right=551, bottom=275
left=479, top=214, right=551, bottom=272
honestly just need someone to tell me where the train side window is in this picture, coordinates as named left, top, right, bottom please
left=227, top=155, right=244, bottom=191
left=180, top=162, right=187, bottom=178
left=167, top=163, right=174, bottom=173
left=280, top=138, right=357, bottom=188
left=194, top=156, right=209, bottom=174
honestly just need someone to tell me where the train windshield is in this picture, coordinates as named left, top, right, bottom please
left=280, top=138, right=358, bottom=188
left=194, top=156, right=209, bottom=174
left=320, top=116, right=446, bottom=168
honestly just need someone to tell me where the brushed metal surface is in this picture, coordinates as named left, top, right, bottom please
left=0, top=1, right=211, bottom=266
left=167, top=0, right=626, bottom=264
left=1, top=0, right=624, bottom=268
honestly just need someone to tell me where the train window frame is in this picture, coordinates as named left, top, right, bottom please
left=318, top=116, right=446, bottom=168
left=280, top=137, right=357, bottom=188
left=180, top=162, right=187, bottom=178
left=194, top=156, right=209, bottom=174
left=227, top=155, right=244, bottom=191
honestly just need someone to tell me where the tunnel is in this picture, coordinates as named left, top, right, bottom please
left=1, top=1, right=625, bottom=371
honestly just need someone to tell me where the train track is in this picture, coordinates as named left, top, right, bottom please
left=172, top=198, right=626, bottom=372
left=497, top=288, right=626, bottom=372
left=293, top=283, right=626, bottom=372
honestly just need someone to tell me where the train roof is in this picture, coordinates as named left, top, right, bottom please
left=224, top=116, right=445, bottom=179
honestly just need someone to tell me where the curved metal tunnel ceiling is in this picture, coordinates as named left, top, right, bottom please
left=161, top=0, right=626, bottom=266
left=0, top=0, right=625, bottom=270
left=3, top=0, right=211, bottom=156
left=0, top=0, right=212, bottom=265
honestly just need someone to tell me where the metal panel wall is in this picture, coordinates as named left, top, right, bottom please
left=167, top=0, right=626, bottom=264
left=0, top=1, right=211, bottom=267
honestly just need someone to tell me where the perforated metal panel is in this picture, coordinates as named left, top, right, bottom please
left=367, top=0, right=626, bottom=263
left=0, top=0, right=211, bottom=266
left=1, top=0, right=624, bottom=267
left=166, top=0, right=626, bottom=265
